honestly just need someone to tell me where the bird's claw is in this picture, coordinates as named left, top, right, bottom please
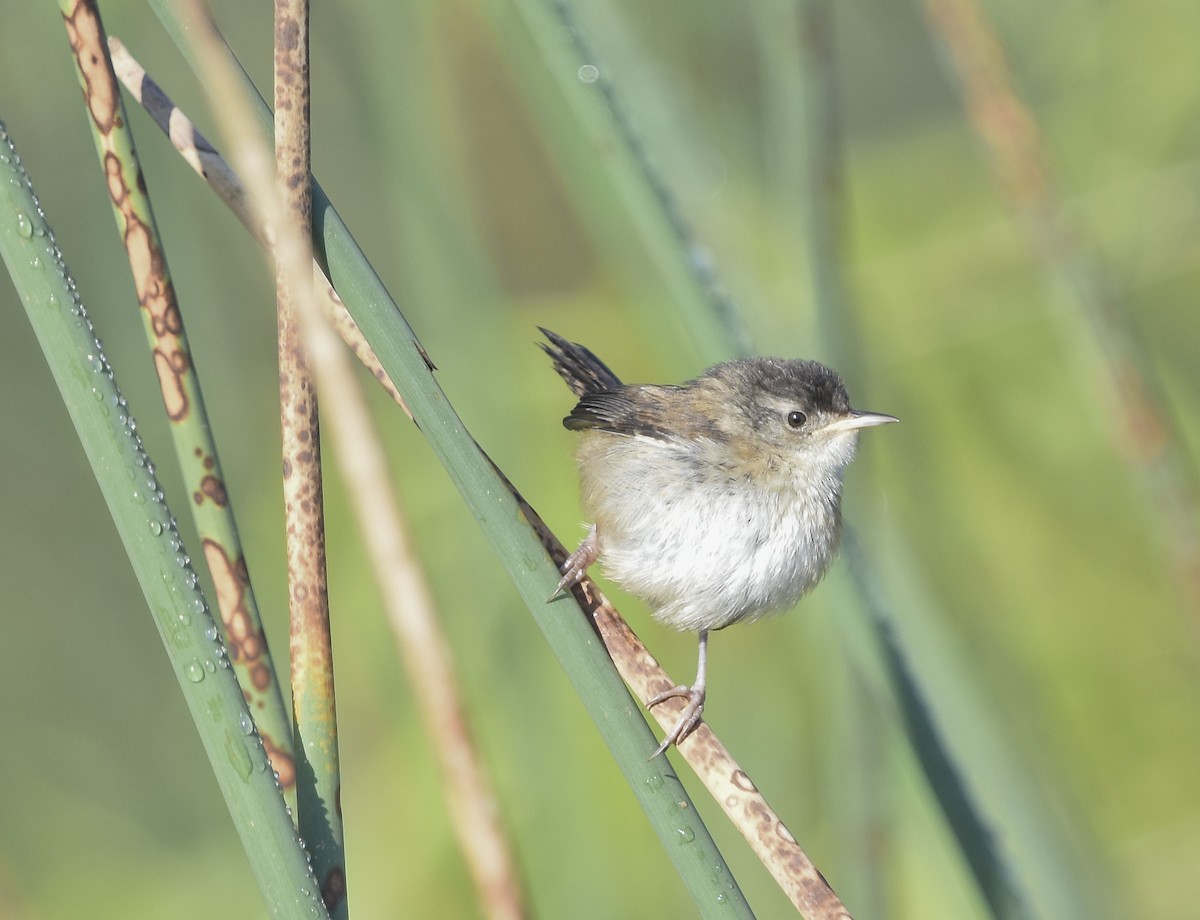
left=647, top=684, right=706, bottom=758
left=548, top=553, right=588, bottom=600
left=548, top=525, right=598, bottom=602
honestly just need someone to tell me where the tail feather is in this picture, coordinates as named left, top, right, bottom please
left=538, top=327, right=623, bottom=397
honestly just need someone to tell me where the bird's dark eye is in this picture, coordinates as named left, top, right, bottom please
left=786, top=410, right=807, bottom=429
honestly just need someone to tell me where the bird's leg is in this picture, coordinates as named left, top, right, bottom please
left=549, top=524, right=598, bottom=601
left=647, top=630, right=709, bottom=757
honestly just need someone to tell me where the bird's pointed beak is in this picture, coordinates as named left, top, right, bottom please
left=826, top=409, right=899, bottom=433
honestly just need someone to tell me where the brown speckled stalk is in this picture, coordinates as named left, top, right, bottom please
left=273, top=0, right=347, bottom=913
left=59, top=0, right=296, bottom=800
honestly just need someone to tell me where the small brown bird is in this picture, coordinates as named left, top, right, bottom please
left=540, top=329, right=897, bottom=756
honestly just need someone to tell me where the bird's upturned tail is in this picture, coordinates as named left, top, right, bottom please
left=538, top=327, right=623, bottom=397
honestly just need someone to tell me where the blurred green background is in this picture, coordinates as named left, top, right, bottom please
left=2, top=0, right=1199, bottom=917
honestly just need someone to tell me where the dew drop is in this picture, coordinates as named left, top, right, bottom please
left=577, top=63, right=599, bottom=83
left=14, top=210, right=32, bottom=238
left=227, top=729, right=253, bottom=779
left=204, top=624, right=219, bottom=642
left=184, top=659, right=205, bottom=682
left=238, top=711, right=255, bottom=735
left=645, top=773, right=663, bottom=789
left=676, top=826, right=695, bottom=844
left=250, top=743, right=269, bottom=773
left=148, top=520, right=163, bottom=536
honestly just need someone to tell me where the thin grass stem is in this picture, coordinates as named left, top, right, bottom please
left=57, top=0, right=296, bottom=802
left=173, top=0, right=348, bottom=910
left=268, top=0, right=348, bottom=912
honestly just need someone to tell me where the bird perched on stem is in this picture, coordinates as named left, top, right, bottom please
left=540, top=328, right=897, bottom=757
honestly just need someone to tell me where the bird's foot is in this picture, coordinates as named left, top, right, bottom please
left=647, top=684, right=706, bottom=758
left=548, top=524, right=598, bottom=601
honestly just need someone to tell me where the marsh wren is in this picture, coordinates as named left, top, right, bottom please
left=540, top=328, right=897, bottom=757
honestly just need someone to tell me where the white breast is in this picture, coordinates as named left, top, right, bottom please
left=578, top=433, right=846, bottom=632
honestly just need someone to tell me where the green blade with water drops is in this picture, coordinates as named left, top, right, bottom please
left=0, top=120, right=329, bottom=920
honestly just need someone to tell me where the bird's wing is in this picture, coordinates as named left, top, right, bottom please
left=564, top=387, right=681, bottom=439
